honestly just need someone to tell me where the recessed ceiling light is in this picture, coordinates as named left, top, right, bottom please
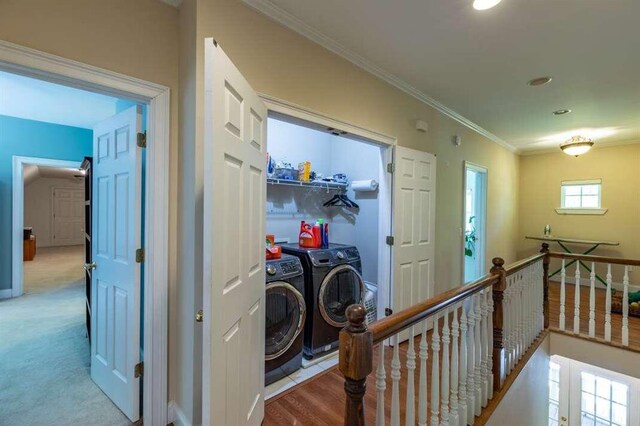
left=553, top=109, right=572, bottom=116
left=473, top=0, right=502, bottom=11
left=527, top=76, right=552, bottom=87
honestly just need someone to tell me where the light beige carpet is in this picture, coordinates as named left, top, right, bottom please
left=0, top=246, right=131, bottom=425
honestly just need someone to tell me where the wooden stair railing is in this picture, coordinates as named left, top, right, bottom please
left=544, top=244, right=640, bottom=347
left=339, top=254, right=547, bottom=426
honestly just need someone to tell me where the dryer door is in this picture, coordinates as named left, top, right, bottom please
left=318, top=265, right=365, bottom=327
left=265, top=282, right=306, bottom=361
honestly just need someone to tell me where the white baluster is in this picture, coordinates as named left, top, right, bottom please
left=504, top=276, right=512, bottom=373
left=391, top=335, right=401, bottom=426
left=559, top=260, right=566, bottom=330
left=441, top=309, right=451, bottom=426
left=487, top=288, right=494, bottom=400
left=574, top=264, right=581, bottom=335
left=466, top=301, right=476, bottom=425
left=376, top=343, right=387, bottom=426
left=605, top=264, right=612, bottom=342
left=431, top=316, right=441, bottom=426
left=480, top=290, right=489, bottom=406
left=622, top=266, right=630, bottom=347
left=450, top=306, right=460, bottom=426
left=405, top=326, right=416, bottom=426
left=589, top=262, right=596, bottom=338
left=459, top=306, right=468, bottom=426
left=473, top=294, right=482, bottom=416
left=418, top=320, right=429, bottom=426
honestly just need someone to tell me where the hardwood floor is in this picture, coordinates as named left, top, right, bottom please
left=264, top=282, right=640, bottom=425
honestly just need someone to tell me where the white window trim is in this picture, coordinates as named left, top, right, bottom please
left=557, top=179, right=606, bottom=215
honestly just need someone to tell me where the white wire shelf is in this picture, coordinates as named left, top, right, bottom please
left=267, top=177, right=348, bottom=191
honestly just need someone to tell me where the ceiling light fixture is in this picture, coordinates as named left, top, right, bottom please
left=473, top=0, right=502, bottom=11
left=527, top=76, right=552, bottom=87
left=560, top=136, right=594, bottom=157
left=553, top=109, right=572, bottom=115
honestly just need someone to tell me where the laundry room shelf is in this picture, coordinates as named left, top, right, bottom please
left=267, top=178, right=348, bottom=191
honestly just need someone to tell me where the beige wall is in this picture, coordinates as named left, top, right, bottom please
left=518, top=144, right=640, bottom=283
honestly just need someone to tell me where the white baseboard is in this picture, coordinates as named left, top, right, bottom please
left=168, top=401, right=192, bottom=426
left=0, top=289, right=13, bottom=299
left=551, top=277, right=640, bottom=293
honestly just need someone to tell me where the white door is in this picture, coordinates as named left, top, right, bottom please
left=391, top=147, right=436, bottom=335
left=52, top=188, right=84, bottom=246
left=91, top=106, right=142, bottom=422
left=202, top=39, right=267, bottom=426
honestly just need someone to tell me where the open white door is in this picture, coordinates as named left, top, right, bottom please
left=91, top=106, right=142, bottom=422
left=391, top=147, right=436, bottom=334
left=202, top=39, right=267, bottom=426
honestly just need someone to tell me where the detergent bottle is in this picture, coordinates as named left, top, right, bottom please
left=312, top=219, right=323, bottom=248
left=299, top=221, right=316, bottom=248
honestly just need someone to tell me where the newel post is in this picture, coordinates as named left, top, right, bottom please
left=490, top=257, right=507, bottom=392
left=340, top=304, right=373, bottom=426
left=541, top=243, right=550, bottom=329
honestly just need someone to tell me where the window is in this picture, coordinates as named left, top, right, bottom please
left=549, top=361, right=561, bottom=426
left=580, top=372, right=628, bottom=426
left=561, top=180, right=601, bottom=209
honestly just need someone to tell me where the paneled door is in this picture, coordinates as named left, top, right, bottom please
left=202, top=39, right=267, bottom=426
left=52, top=187, right=85, bottom=246
left=391, top=146, right=436, bottom=339
left=91, top=106, right=142, bottom=422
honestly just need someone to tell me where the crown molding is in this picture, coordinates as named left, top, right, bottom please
left=242, top=0, right=517, bottom=153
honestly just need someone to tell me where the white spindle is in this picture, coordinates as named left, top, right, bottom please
left=473, top=294, right=482, bottom=416
left=504, top=275, right=513, bottom=373
left=589, top=262, right=596, bottom=338
left=487, top=288, right=494, bottom=400
left=574, top=264, right=581, bottom=335
left=605, top=264, right=612, bottom=342
left=480, top=290, right=489, bottom=407
left=450, top=306, right=460, bottom=426
left=418, top=320, right=429, bottom=426
left=375, top=343, right=386, bottom=426
left=441, top=309, right=451, bottom=426
left=560, top=260, right=566, bottom=331
left=466, top=301, right=476, bottom=425
left=431, top=316, right=441, bottom=426
left=459, top=306, right=468, bottom=426
left=391, top=335, right=401, bottom=426
left=405, top=326, right=416, bottom=426
left=622, top=266, right=630, bottom=347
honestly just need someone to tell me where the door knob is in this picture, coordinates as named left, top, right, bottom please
left=195, top=309, right=204, bottom=323
left=84, top=262, right=97, bottom=271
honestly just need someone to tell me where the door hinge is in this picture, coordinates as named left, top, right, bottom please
left=385, top=308, right=393, bottom=316
left=137, top=131, right=147, bottom=148
left=135, top=248, right=145, bottom=263
left=386, top=236, right=394, bottom=246
left=134, top=362, right=144, bottom=378
left=387, top=162, right=395, bottom=174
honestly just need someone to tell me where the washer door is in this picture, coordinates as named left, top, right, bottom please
left=318, top=264, right=365, bottom=328
left=265, top=281, right=306, bottom=361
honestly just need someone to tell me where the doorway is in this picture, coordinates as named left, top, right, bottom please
left=0, top=40, right=169, bottom=425
left=463, top=161, right=487, bottom=283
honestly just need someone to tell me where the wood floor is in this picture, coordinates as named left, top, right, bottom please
left=263, top=282, right=640, bottom=425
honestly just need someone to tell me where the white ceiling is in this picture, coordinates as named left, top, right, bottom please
left=23, top=165, right=84, bottom=186
left=245, top=0, right=640, bottom=152
left=0, top=70, right=123, bottom=129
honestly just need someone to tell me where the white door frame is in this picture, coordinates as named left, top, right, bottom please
left=260, top=94, right=396, bottom=321
left=1, top=39, right=170, bottom=425
left=462, top=161, right=488, bottom=283
left=13, top=156, right=82, bottom=289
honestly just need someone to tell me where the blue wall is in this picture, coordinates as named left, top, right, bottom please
left=0, top=115, right=92, bottom=290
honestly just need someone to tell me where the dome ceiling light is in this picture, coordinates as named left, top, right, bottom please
left=473, top=0, right=503, bottom=11
left=560, top=136, right=594, bottom=157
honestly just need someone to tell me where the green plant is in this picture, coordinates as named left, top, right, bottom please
left=465, top=216, right=477, bottom=258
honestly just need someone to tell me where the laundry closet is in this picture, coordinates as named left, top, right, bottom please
left=263, top=113, right=392, bottom=390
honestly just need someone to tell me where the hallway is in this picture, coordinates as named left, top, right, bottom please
left=0, top=246, right=130, bottom=425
